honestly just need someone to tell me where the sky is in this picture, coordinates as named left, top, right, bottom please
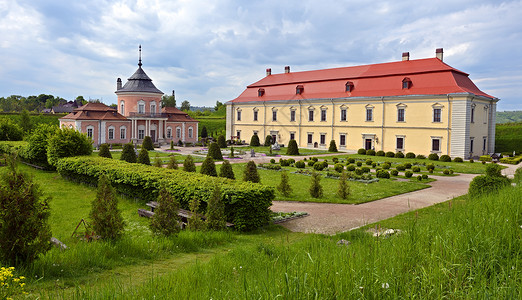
left=0, top=0, right=521, bottom=111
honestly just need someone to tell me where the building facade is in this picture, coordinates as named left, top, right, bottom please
left=60, top=49, right=198, bottom=147
left=226, top=49, right=498, bottom=159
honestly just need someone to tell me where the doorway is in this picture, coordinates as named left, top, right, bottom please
left=150, top=130, right=156, bottom=143
left=365, top=139, right=372, bottom=150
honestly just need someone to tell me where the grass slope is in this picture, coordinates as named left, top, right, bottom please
left=496, top=122, right=522, bottom=153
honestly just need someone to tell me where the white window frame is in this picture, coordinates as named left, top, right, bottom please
left=340, top=107, right=347, bottom=121
left=150, top=101, right=156, bottom=115
left=176, top=127, right=181, bottom=139
left=120, top=100, right=125, bottom=115
left=188, top=127, right=193, bottom=138
left=365, top=105, right=374, bottom=122
left=396, top=135, right=405, bottom=151
left=108, top=126, right=115, bottom=140
left=138, top=100, right=145, bottom=114
left=120, top=126, right=126, bottom=140
left=86, top=125, right=94, bottom=139
left=431, top=136, right=442, bottom=153
left=307, top=133, right=313, bottom=144
left=166, top=127, right=172, bottom=139
left=340, top=133, right=346, bottom=147
left=320, top=108, right=327, bottom=122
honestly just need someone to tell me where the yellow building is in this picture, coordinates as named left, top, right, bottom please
left=226, top=49, right=498, bottom=159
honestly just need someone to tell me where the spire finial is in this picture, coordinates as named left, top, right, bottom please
left=138, top=45, right=142, bottom=67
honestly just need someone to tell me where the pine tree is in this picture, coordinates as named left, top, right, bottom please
left=229, top=147, right=235, bottom=158
left=337, top=170, right=350, bottom=199
left=120, top=143, right=137, bottom=163
left=201, top=126, right=208, bottom=139
left=187, top=198, right=205, bottom=231
left=153, top=155, right=162, bottom=167
left=0, top=155, right=52, bottom=265
left=250, top=134, right=260, bottom=146
left=150, top=186, right=181, bottom=236
left=243, top=161, right=260, bottom=183
left=277, top=170, right=292, bottom=197
left=170, top=140, right=175, bottom=150
left=219, top=160, right=235, bottom=179
left=286, top=139, right=299, bottom=155
left=167, top=155, right=179, bottom=169
left=328, top=140, right=338, bottom=152
left=208, top=142, right=223, bottom=160
left=98, top=143, right=112, bottom=158
left=200, top=157, right=218, bottom=177
left=264, top=135, right=273, bottom=146
left=309, top=171, right=323, bottom=198
left=137, top=148, right=151, bottom=165
left=142, top=136, right=154, bottom=150
left=206, top=185, right=226, bottom=230
left=183, top=155, right=196, bottom=172
left=89, top=174, right=125, bottom=240
left=217, top=135, right=227, bottom=148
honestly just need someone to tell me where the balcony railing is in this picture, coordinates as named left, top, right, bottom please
left=128, top=112, right=169, bottom=118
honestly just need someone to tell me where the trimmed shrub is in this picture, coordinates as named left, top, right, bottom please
left=279, top=158, right=290, bottom=167
left=142, top=136, right=154, bottom=150
left=412, top=166, right=421, bottom=172
left=454, top=157, right=463, bottom=163
left=309, top=172, right=323, bottom=198
left=313, top=161, right=328, bottom=171
left=469, top=174, right=510, bottom=199
left=428, top=153, right=439, bottom=161
left=416, top=154, right=426, bottom=159
left=183, top=155, right=196, bottom=172
left=417, top=175, right=423, bottom=181
left=395, top=152, right=405, bottom=158
left=486, top=163, right=503, bottom=177
left=200, top=157, right=218, bottom=177
left=396, top=164, right=406, bottom=171
left=99, top=144, right=112, bottom=159
left=469, top=159, right=474, bottom=163
left=308, top=160, right=316, bottom=167
left=365, top=159, right=373, bottom=165
left=376, top=170, right=390, bottom=179
left=208, top=142, right=223, bottom=160
left=244, top=161, right=260, bottom=183
left=332, top=157, right=339, bottom=163
left=47, top=127, right=93, bottom=166
left=426, top=163, right=435, bottom=172
left=382, top=163, right=391, bottom=169
left=137, top=148, right=151, bottom=165
left=120, top=143, right=137, bottom=163
left=391, top=170, right=399, bottom=176
left=334, top=163, right=344, bottom=173
left=201, top=126, right=208, bottom=139
left=170, top=140, right=175, bottom=150
left=422, top=174, right=428, bottom=180
left=405, top=152, right=416, bottom=159
left=270, top=158, right=276, bottom=164
left=219, top=160, right=235, bottom=179
left=90, top=174, right=125, bottom=240
left=287, top=139, right=299, bottom=155
left=277, top=171, right=292, bottom=197
left=206, top=185, right=226, bottom=230
left=404, top=163, right=412, bottom=169
left=337, top=171, right=350, bottom=199
left=366, top=149, right=376, bottom=156
left=443, top=169, right=450, bottom=175
left=328, top=140, right=338, bottom=152
left=150, top=186, right=181, bottom=236
left=167, top=156, right=179, bottom=169
left=217, top=135, right=227, bottom=148
left=287, top=158, right=296, bottom=165
left=356, top=161, right=362, bottom=167
left=348, top=158, right=355, bottom=163
left=0, top=118, right=23, bottom=141
left=250, top=134, right=260, bottom=147
left=357, top=148, right=366, bottom=155
left=371, top=162, right=377, bottom=168
left=264, top=135, right=273, bottom=146
left=153, top=155, right=162, bottom=168
left=361, top=166, right=370, bottom=173
left=376, top=150, right=385, bottom=156
left=405, top=171, right=413, bottom=178
left=440, top=155, right=451, bottom=162
left=346, top=165, right=355, bottom=171
left=354, top=168, right=363, bottom=175
left=385, top=151, right=395, bottom=157
left=479, top=155, right=492, bottom=162
left=295, top=161, right=305, bottom=168
left=25, top=124, right=58, bottom=169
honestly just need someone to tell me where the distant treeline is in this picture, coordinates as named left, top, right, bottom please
left=497, top=111, right=522, bottom=124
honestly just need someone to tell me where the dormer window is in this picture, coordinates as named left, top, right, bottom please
left=258, top=88, right=265, bottom=97
left=402, top=77, right=412, bottom=89
left=296, top=85, right=304, bottom=95
left=345, top=81, right=354, bottom=92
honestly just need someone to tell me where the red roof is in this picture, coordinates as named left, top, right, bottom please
left=161, top=106, right=198, bottom=123
left=229, top=58, right=494, bottom=103
left=61, top=102, right=128, bottom=121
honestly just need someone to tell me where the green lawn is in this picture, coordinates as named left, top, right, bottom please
left=238, top=145, right=342, bottom=156
left=92, top=150, right=207, bottom=163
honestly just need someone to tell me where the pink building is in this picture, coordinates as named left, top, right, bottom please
left=60, top=48, right=198, bottom=147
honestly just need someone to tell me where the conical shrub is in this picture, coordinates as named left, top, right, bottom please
left=243, top=161, right=260, bottom=183
left=250, top=134, right=260, bottom=147
left=208, top=142, right=223, bottom=160
left=217, top=135, right=227, bottom=148
left=137, top=148, right=151, bottom=165
left=98, top=144, right=112, bottom=158
left=219, top=160, right=235, bottom=179
left=120, top=143, right=137, bottom=163
left=142, top=136, right=154, bottom=150
left=183, top=155, right=196, bottom=172
left=200, top=157, right=218, bottom=177
left=328, top=140, right=338, bottom=152
left=286, top=139, right=299, bottom=155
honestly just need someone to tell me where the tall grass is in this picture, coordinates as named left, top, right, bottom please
left=73, top=184, right=521, bottom=299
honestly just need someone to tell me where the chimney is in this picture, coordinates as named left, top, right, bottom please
left=436, top=48, right=443, bottom=61
left=172, top=90, right=175, bottom=97
left=266, top=68, right=271, bottom=76
left=285, top=66, right=290, bottom=73
left=117, top=78, right=122, bottom=90
left=402, top=52, right=410, bottom=61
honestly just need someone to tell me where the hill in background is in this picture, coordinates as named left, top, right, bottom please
left=497, top=111, right=522, bottom=123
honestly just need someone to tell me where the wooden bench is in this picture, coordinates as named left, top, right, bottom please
left=138, top=202, right=234, bottom=227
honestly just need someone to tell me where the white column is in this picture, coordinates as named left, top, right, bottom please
left=158, top=120, right=163, bottom=139
left=182, top=122, right=186, bottom=142
left=146, top=120, right=150, bottom=137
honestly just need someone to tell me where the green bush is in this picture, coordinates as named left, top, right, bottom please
left=454, top=157, right=463, bottom=163
left=356, top=161, right=362, bottom=167
left=47, top=127, right=93, bottom=166
left=354, top=168, right=363, bottom=175
left=469, top=174, right=510, bottom=199
left=405, top=152, right=416, bottom=158
left=277, top=171, right=292, bottom=197
left=361, top=166, right=370, bottom=173
left=206, top=185, right=226, bottom=231
left=167, top=156, right=178, bottom=169
left=417, top=175, right=423, bottom=181
left=376, top=150, right=385, bottom=156
left=443, top=169, right=450, bottom=175
left=250, top=134, right=260, bottom=147
left=365, top=159, right=373, bottom=165
left=428, top=153, right=439, bottom=161
left=287, top=139, right=299, bottom=155
left=479, top=155, right=492, bottom=162
left=308, top=160, right=316, bottom=167
left=0, top=118, right=23, bottom=141
left=346, top=165, right=356, bottom=171
left=150, top=186, right=181, bottom=236
left=90, top=174, right=125, bottom=241
left=270, top=159, right=276, bottom=164
left=313, top=161, right=328, bottom=171
left=426, top=163, right=435, bottom=172
left=219, top=160, right=235, bottom=179
left=183, top=155, right=196, bottom=172
left=328, top=140, right=338, bottom=152
left=395, top=152, right=405, bottom=158
left=382, top=163, right=391, bottom=169
left=416, top=154, right=426, bottom=159
left=514, top=167, right=522, bottom=183
left=243, top=161, right=260, bottom=183
left=137, top=148, right=151, bottom=165
left=469, top=159, right=474, bottom=163
left=217, top=135, right=227, bottom=148
left=332, top=157, right=338, bottom=163
left=98, top=144, right=112, bottom=159
left=422, top=174, right=428, bottom=180
left=385, top=151, right=395, bottom=157
left=200, top=126, right=208, bottom=139
left=57, top=157, right=274, bottom=231
left=264, top=135, right=273, bottom=146
left=25, top=124, right=58, bottom=169
left=376, top=170, right=390, bottom=179
left=499, top=155, right=522, bottom=165
left=396, top=164, right=406, bottom=171
left=309, top=172, right=323, bottom=198
left=348, top=158, right=355, bottom=163
left=337, top=171, right=350, bottom=199
left=390, top=170, right=399, bottom=176
left=366, top=149, right=376, bottom=156
left=405, top=171, right=413, bottom=178
left=295, top=161, right=305, bottom=168
left=404, top=163, right=412, bottom=169
left=412, top=166, right=421, bottom=172
left=279, top=158, right=290, bottom=167
left=120, top=143, right=137, bottom=163
left=200, top=157, right=218, bottom=177
left=334, top=163, right=344, bottom=173
left=142, top=136, right=154, bottom=150
left=440, top=155, right=452, bottom=162
left=208, top=142, right=223, bottom=160
left=357, top=148, right=366, bottom=155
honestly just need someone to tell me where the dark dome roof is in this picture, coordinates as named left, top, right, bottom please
left=116, top=66, right=163, bottom=94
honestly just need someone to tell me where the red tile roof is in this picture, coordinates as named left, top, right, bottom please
left=61, top=102, right=128, bottom=121
left=229, top=58, right=494, bottom=103
left=161, top=106, right=198, bottom=122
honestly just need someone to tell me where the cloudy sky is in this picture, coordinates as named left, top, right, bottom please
left=0, top=0, right=521, bottom=110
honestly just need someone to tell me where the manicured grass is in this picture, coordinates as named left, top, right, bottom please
left=241, top=145, right=342, bottom=156
left=91, top=150, right=206, bottom=163
left=195, top=116, right=226, bottom=137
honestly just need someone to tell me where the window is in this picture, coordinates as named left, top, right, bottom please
left=320, top=134, right=326, bottom=145
left=237, top=110, right=241, bottom=121
left=309, top=110, right=314, bottom=122
left=120, top=101, right=125, bottom=115
left=166, top=127, right=172, bottom=139
left=150, top=102, right=156, bottom=114
left=290, top=132, right=295, bottom=141
left=345, top=81, right=354, bottom=92
left=138, top=100, right=145, bottom=114
left=340, top=108, right=347, bottom=121
left=320, top=109, right=327, bottom=122
left=470, top=138, right=474, bottom=153
left=340, top=134, right=346, bottom=146
left=296, top=85, right=304, bottom=95
left=483, top=137, right=487, bottom=152
left=396, top=137, right=404, bottom=150
left=253, top=110, right=258, bottom=121
left=258, top=88, right=265, bottom=97
left=108, top=127, right=114, bottom=140
left=272, top=110, right=277, bottom=121
left=307, top=134, right=313, bottom=144
left=290, top=110, right=296, bottom=122
left=188, top=127, right=193, bottom=138
left=433, top=108, right=442, bottom=122
left=366, top=107, right=373, bottom=121
left=471, top=105, right=475, bottom=123
left=138, top=129, right=145, bottom=140
left=87, top=127, right=94, bottom=139
left=397, top=108, right=405, bottom=122
left=176, top=127, right=181, bottom=139
left=431, top=138, right=441, bottom=152
left=236, top=131, right=241, bottom=140
left=402, top=77, right=411, bottom=89
left=120, top=126, right=126, bottom=139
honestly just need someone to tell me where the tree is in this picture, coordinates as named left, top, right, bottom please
left=277, top=171, right=292, bottom=197
left=153, top=155, right=162, bottom=167
left=161, top=93, right=176, bottom=108
left=250, top=134, right=260, bottom=147
left=167, top=155, right=179, bottom=169
left=75, top=95, right=87, bottom=106
left=208, top=142, right=223, bottom=160
left=89, top=174, right=125, bottom=240
left=201, top=126, right=208, bottom=139
left=219, top=160, right=235, bottom=179
left=25, top=124, right=58, bottom=169
left=150, top=186, right=181, bottom=236
left=337, top=170, right=350, bottom=199
left=183, top=155, right=196, bottom=172
left=328, top=140, right=338, bottom=152
left=264, top=135, right=273, bottom=146
left=206, top=185, right=226, bottom=230
left=120, top=143, right=137, bottom=163
left=214, top=101, right=224, bottom=111
left=217, top=135, right=227, bottom=148
left=0, top=118, right=23, bottom=141
left=19, top=109, right=32, bottom=133
left=309, top=171, right=323, bottom=198
left=137, top=148, right=151, bottom=165
left=286, top=139, right=299, bottom=155
left=142, top=136, right=154, bottom=150
left=187, top=198, right=205, bottom=231
left=47, top=127, right=93, bottom=166
left=200, top=157, right=218, bottom=177
left=180, top=100, right=190, bottom=111
left=0, top=156, right=52, bottom=265
left=98, top=144, right=112, bottom=158
left=243, top=161, right=260, bottom=183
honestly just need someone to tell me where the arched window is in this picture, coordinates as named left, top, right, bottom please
left=138, top=100, right=145, bottom=114
left=120, top=100, right=125, bottom=115
left=402, top=77, right=412, bottom=89
left=258, top=88, right=265, bottom=97
left=345, top=81, right=354, bottom=92
left=296, top=85, right=304, bottom=95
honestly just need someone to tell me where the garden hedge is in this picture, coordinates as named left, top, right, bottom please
left=56, top=157, right=275, bottom=231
